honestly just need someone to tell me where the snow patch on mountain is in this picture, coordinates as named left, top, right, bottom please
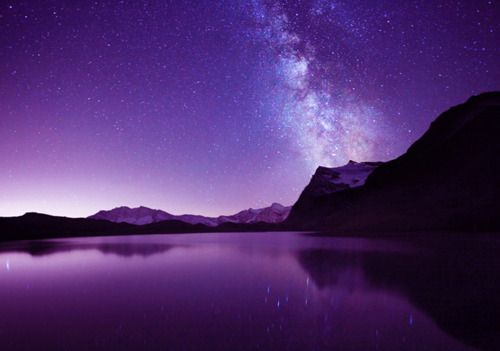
left=304, top=160, right=383, bottom=197
left=326, top=160, right=382, bottom=187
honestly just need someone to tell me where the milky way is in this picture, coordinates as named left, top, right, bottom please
left=241, top=1, right=390, bottom=168
left=0, top=1, right=499, bottom=216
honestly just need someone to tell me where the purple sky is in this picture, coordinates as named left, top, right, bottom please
left=1, top=1, right=499, bottom=217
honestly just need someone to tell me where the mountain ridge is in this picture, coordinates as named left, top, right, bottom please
left=286, top=91, right=500, bottom=232
left=89, top=203, right=291, bottom=226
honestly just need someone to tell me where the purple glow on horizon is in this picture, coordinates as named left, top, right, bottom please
left=0, top=1, right=498, bottom=217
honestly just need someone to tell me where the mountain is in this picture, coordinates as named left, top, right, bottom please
left=0, top=204, right=290, bottom=241
left=0, top=212, right=209, bottom=241
left=89, top=203, right=291, bottom=226
left=0, top=212, right=281, bottom=242
left=218, top=203, right=291, bottom=224
left=305, top=161, right=383, bottom=197
left=286, top=92, right=500, bottom=232
left=290, top=161, right=382, bottom=216
left=90, top=206, right=175, bottom=225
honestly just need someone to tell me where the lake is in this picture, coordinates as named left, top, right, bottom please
left=0, top=232, right=499, bottom=351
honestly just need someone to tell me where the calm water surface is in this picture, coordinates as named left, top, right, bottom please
left=0, top=232, right=499, bottom=351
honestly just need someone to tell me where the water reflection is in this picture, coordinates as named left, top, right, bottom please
left=0, top=239, right=176, bottom=257
left=296, top=238, right=500, bottom=351
left=0, top=233, right=498, bottom=351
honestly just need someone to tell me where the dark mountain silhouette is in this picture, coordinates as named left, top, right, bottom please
left=286, top=92, right=500, bottom=232
left=0, top=212, right=279, bottom=241
left=0, top=212, right=209, bottom=241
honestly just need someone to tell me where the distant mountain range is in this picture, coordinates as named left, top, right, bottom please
left=0, top=212, right=281, bottom=241
left=0, top=203, right=290, bottom=241
left=89, top=203, right=291, bottom=226
left=1, top=92, right=499, bottom=240
left=286, top=91, right=500, bottom=232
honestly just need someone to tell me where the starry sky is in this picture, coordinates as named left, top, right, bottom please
left=1, top=1, right=499, bottom=217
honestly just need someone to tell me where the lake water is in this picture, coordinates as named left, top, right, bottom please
left=0, top=232, right=499, bottom=351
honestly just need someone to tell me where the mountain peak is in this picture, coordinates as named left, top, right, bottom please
left=465, top=91, right=500, bottom=104
left=290, top=161, right=384, bottom=217
left=89, top=206, right=174, bottom=226
left=310, top=161, right=383, bottom=193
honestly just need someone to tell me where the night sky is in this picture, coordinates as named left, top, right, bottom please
left=1, top=1, right=499, bottom=217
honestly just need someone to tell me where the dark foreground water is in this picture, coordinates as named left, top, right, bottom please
left=0, top=232, right=499, bottom=351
